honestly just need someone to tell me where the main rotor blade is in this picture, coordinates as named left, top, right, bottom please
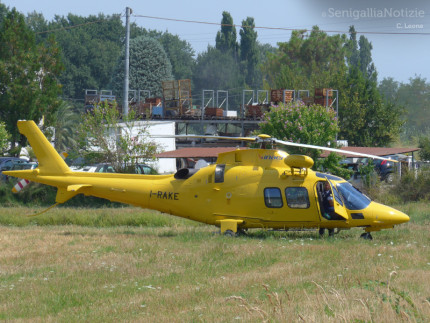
left=151, top=134, right=257, bottom=142
left=274, top=139, right=398, bottom=162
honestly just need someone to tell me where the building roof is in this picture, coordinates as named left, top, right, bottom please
left=156, top=147, right=247, bottom=158
left=320, top=146, right=420, bottom=158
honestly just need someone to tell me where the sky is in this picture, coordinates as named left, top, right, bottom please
left=2, top=0, right=430, bottom=84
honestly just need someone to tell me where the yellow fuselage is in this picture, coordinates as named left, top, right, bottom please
left=9, top=149, right=408, bottom=233
left=4, top=121, right=409, bottom=234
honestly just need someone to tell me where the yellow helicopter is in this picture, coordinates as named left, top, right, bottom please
left=4, top=120, right=409, bottom=240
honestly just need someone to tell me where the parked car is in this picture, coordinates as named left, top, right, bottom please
left=71, top=163, right=157, bottom=175
left=1, top=161, right=38, bottom=182
left=71, top=164, right=115, bottom=173
left=373, top=159, right=395, bottom=182
left=0, top=157, right=27, bottom=173
left=135, top=164, right=158, bottom=175
left=342, top=157, right=395, bottom=184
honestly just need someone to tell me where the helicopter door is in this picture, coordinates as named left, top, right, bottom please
left=325, top=179, right=349, bottom=221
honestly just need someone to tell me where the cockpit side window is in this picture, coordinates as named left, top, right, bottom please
left=336, top=182, right=371, bottom=210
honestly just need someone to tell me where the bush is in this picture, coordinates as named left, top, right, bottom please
left=352, top=167, right=430, bottom=205
left=0, top=181, right=121, bottom=207
left=418, top=136, right=430, bottom=161
left=0, top=181, right=17, bottom=206
left=394, top=169, right=430, bottom=202
left=369, top=168, right=430, bottom=204
left=0, top=181, right=57, bottom=206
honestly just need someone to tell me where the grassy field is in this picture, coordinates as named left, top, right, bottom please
left=0, top=203, right=429, bottom=322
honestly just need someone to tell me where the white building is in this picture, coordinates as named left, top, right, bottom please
left=122, top=120, right=176, bottom=174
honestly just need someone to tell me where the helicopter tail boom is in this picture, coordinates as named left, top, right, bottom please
left=3, top=121, right=172, bottom=206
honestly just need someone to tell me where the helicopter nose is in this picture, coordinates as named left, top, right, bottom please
left=372, top=203, right=410, bottom=225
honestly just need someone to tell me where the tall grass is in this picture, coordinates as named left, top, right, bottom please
left=0, top=206, right=198, bottom=228
left=0, top=202, right=429, bottom=321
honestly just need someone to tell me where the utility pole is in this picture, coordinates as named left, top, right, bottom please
left=123, top=7, right=132, bottom=117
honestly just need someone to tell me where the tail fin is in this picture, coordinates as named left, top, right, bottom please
left=18, top=120, right=70, bottom=175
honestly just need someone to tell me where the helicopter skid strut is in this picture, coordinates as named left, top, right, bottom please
left=360, top=232, right=373, bottom=240
left=318, top=227, right=344, bottom=237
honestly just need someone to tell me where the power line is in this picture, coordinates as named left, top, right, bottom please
left=35, top=17, right=119, bottom=35
left=132, top=14, right=430, bottom=36
left=32, top=12, right=429, bottom=37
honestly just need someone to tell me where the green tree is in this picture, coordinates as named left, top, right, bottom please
left=129, top=27, right=195, bottom=82
left=51, top=101, right=80, bottom=153
left=239, top=17, right=260, bottom=87
left=215, top=11, right=238, bottom=58
left=378, top=77, right=399, bottom=103
left=25, top=11, right=48, bottom=43
left=397, top=76, right=430, bottom=139
left=192, top=46, right=245, bottom=108
left=319, top=152, right=353, bottom=180
left=263, top=25, right=404, bottom=147
left=0, top=121, right=10, bottom=154
left=358, top=35, right=376, bottom=81
left=340, top=27, right=404, bottom=146
left=0, top=8, right=63, bottom=153
left=257, top=42, right=277, bottom=65
left=345, top=26, right=359, bottom=67
left=418, top=136, right=430, bottom=161
left=78, top=101, right=160, bottom=172
left=346, top=26, right=376, bottom=81
left=158, top=32, right=194, bottom=80
left=35, top=13, right=124, bottom=100
left=0, top=3, right=9, bottom=26
left=152, top=32, right=195, bottom=81
left=338, top=84, right=367, bottom=145
left=379, top=76, right=430, bottom=142
left=257, top=101, right=339, bottom=160
left=339, top=66, right=404, bottom=146
left=32, top=14, right=194, bottom=101
left=263, top=26, right=347, bottom=91
left=110, top=36, right=173, bottom=98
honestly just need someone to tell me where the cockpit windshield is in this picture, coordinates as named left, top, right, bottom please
left=336, top=182, right=371, bottom=210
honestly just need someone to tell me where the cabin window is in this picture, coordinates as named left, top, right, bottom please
left=285, top=187, right=310, bottom=209
left=215, top=164, right=225, bottom=183
left=264, top=188, right=283, bottom=208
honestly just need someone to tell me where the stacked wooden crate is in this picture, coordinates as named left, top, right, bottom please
left=314, top=88, right=333, bottom=106
left=246, top=105, right=263, bottom=119
left=205, top=107, right=223, bottom=117
left=270, top=89, right=294, bottom=104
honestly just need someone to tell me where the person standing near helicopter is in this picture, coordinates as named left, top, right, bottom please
left=320, top=181, right=335, bottom=236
